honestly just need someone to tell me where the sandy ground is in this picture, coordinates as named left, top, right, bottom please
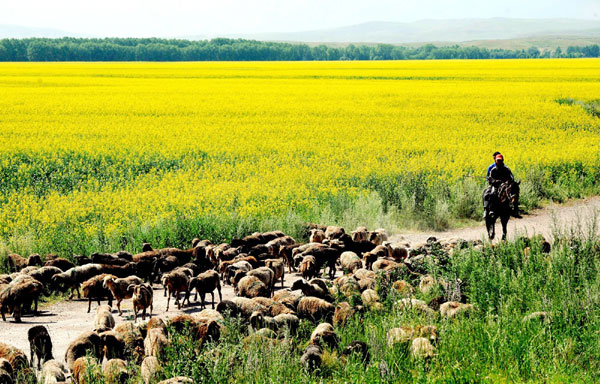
left=1, top=196, right=599, bottom=366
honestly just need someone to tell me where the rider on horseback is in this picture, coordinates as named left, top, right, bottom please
left=483, top=152, right=522, bottom=219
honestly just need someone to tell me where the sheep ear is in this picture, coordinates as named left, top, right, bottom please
left=127, top=284, right=135, bottom=293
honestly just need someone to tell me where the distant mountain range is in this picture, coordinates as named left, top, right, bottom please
left=2, top=18, right=600, bottom=48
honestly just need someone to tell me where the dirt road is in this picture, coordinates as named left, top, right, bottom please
left=2, top=196, right=599, bottom=366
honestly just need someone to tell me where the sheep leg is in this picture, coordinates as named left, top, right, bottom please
left=34, top=298, right=38, bottom=314
left=281, top=274, right=284, bottom=288
left=149, top=302, right=152, bottom=318
left=76, top=286, right=81, bottom=299
left=133, top=308, right=138, bottom=323
left=13, top=305, right=22, bottom=322
left=176, top=291, right=181, bottom=310
left=200, top=293, right=206, bottom=309
left=142, top=307, right=146, bottom=321
left=217, top=284, right=222, bottom=303
left=87, top=298, right=92, bottom=313
left=166, top=292, right=171, bottom=312
left=117, top=300, right=122, bottom=316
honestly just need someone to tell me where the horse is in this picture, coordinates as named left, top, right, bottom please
left=485, top=180, right=520, bottom=240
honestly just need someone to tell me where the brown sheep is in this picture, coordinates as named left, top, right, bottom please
left=361, top=289, right=383, bottom=311
left=368, top=228, right=388, bottom=245
left=300, top=344, right=322, bottom=371
left=94, top=305, right=115, bottom=333
left=0, top=275, right=44, bottom=322
left=129, top=283, right=153, bottom=322
left=299, top=256, right=318, bottom=280
left=43, top=257, right=74, bottom=272
left=158, top=377, right=193, bottom=384
left=27, top=325, right=53, bottom=369
left=189, top=270, right=222, bottom=309
left=309, top=229, right=325, bottom=243
left=410, top=337, right=435, bottom=359
left=362, top=245, right=389, bottom=270
left=310, top=322, right=339, bottom=349
left=82, top=273, right=115, bottom=313
left=0, top=342, right=29, bottom=376
left=324, top=226, right=345, bottom=240
left=103, top=358, right=129, bottom=384
left=113, top=322, right=144, bottom=364
left=217, top=297, right=268, bottom=320
left=264, top=258, right=285, bottom=288
left=251, top=297, right=295, bottom=316
left=351, top=226, right=369, bottom=242
left=64, top=331, right=102, bottom=371
left=265, top=236, right=296, bottom=256
left=333, top=302, right=354, bottom=326
left=144, top=327, right=168, bottom=359
left=236, top=275, right=269, bottom=298
left=161, top=270, right=191, bottom=311
left=291, top=278, right=332, bottom=302
left=272, top=289, right=302, bottom=311
left=26, top=266, right=62, bottom=293
left=0, top=358, right=12, bottom=384
left=297, top=296, right=335, bottom=323
left=6, top=254, right=28, bottom=272
left=52, top=264, right=104, bottom=299
left=440, top=301, right=474, bottom=319
left=72, top=356, right=100, bottom=384
left=233, top=267, right=275, bottom=295
left=102, top=275, right=143, bottom=316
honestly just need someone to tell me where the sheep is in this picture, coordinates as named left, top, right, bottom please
left=73, top=255, right=93, bottom=266
left=91, top=253, right=129, bottom=266
left=52, top=264, right=104, bottom=299
left=72, top=356, right=100, bottom=384
left=387, top=326, right=414, bottom=346
left=291, top=278, right=332, bottom=302
left=251, top=297, right=295, bottom=316
left=299, top=256, right=318, bottom=280
left=189, top=270, right=222, bottom=309
left=265, top=258, right=285, bottom=288
left=6, top=253, right=28, bottom=272
left=361, top=289, right=383, bottom=311
left=82, top=273, right=116, bottom=313
left=236, top=275, right=269, bottom=298
left=396, top=298, right=437, bottom=316
left=217, top=297, right=267, bottom=320
left=40, top=360, right=68, bottom=384
left=272, top=289, right=302, bottom=311
left=309, top=229, right=325, bottom=243
left=169, top=315, right=221, bottom=346
left=419, top=275, right=438, bottom=294
left=102, top=275, right=143, bottom=315
left=410, top=337, right=435, bottom=359
left=20, top=266, right=39, bottom=275
left=0, top=342, right=29, bottom=376
left=372, top=258, right=397, bottom=272
left=300, top=344, right=322, bottom=371
left=142, top=243, right=154, bottom=252
left=369, top=228, right=388, bottom=245
left=279, top=243, right=316, bottom=273
left=43, top=257, right=74, bottom=272
left=26, top=266, right=62, bottom=292
left=27, top=325, right=53, bottom=369
left=222, top=260, right=252, bottom=284
left=64, top=331, right=102, bottom=372
left=158, top=377, right=193, bottom=384
left=324, top=226, right=345, bottom=240
left=310, top=323, right=339, bottom=349
left=341, top=340, right=370, bottom=365
left=392, top=280, right=415, bottom=296
left=333, top=302, right=354, bottom=326
left=302, top=246, right=341, bottom=279
left=440, top=301, right=474, bottom=319
left=113, top=322, right=144, bottom=364
left=144, top=327, right=168, bottom=359
left=387, top=244, right=409, bottom=261
left=161, top=270, right=191, bottom=311
left=94, top=304, right=115, bottom=332
left=265, top=236, right=295, bottom=256
left=100, top=263, right=138, bottom=278
left=234, top=267, right=275, bottom=295
left=361, top=245, right=389, bottom=270
left=297, top=296, right=335, bottom=323
left=141, top=356, right=160, bottom=384
left=129, top=283, right=153, bottom=322
left=340, top=251, right=363, bottom=274
left=103, top=358, right=129, bottom=384
left=332, top=275, right=361, bottom=298
left=0, top=358, right=12, bottom=384
left=351, top=226, right=369, bottom=242
left=99, top=331, right=125, bottom=361
left=0, top=275, right=44, bottom=322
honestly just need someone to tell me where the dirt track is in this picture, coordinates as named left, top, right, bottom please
left=1, top=197, right=599, bottom=367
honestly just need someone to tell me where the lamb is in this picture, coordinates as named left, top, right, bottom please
left=236, top=275, right=269, bottom=298
left=410, top=337, right=435, bottom=359
left=64, top=331, right=102, bottom=372
left=52, top=264, right=104, bottom=299
left=103, top=358, right=129, bottom=384
left=99, top=331, right=125, bottom=361
left=310, top=322, right=339, bottom=349
left=82, top=273, right=115, bottom=313
left=362, top=245, right=389, bottom=270
left=0, top=275, right=44, bottom=322
left=161, top=270, right=191, bottom=311
left=299, top=255, right=318, bottom=280
left=332, top=275, right=360, bottom=297
left=189, top=270, right=222, bottom=309
left=40, top=360, right=68, bottom=384
left=102, top=275, right=143, bottom=315
left=297, top=296, right=335, bottom=323
left=129, top=283, right=153, bottom=322
left=291, top=278, right=333, bottom=302
left=309, top=229, right=325, bottom=243
left=273, top=313, right=300, bottom=334
left=264, top=258, right=285, bottom=288
left=27, top=325, right=53, bottom=369
left=94, top=305, right=115, bottom=332
left=0, top=342, right=29, bottom=376
left=340, top=251, right=363, bottom=273
left=43, top=257, right=74, bottom=272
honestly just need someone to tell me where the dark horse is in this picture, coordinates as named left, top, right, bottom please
left=485, top=180, right=520, bottom=240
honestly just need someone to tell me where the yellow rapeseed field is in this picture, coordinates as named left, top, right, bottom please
left=0, top=59, right=599, bottom=254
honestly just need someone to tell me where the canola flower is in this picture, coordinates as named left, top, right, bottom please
left=0, top=59, right=599, bottom=255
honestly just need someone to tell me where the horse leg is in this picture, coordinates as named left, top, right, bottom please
left=501, top=214, right=509, bottom=241
left=486, top=216, right=495, bottom=240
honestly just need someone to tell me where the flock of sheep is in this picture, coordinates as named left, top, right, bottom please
left=0, top=224, right=483, bottom=383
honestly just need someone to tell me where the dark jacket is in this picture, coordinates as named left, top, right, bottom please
left=488, top=164, right=514, bottom=187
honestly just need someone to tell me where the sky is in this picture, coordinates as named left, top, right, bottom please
left=1, top=0, right=599, bottom=37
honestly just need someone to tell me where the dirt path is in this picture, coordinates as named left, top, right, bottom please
left=391, top=196, right=600, bottom=244
left=2, top=197, right=600, bottom=368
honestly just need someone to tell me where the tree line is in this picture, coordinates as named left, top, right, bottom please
left=0, top=37, right=599, bottom=61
